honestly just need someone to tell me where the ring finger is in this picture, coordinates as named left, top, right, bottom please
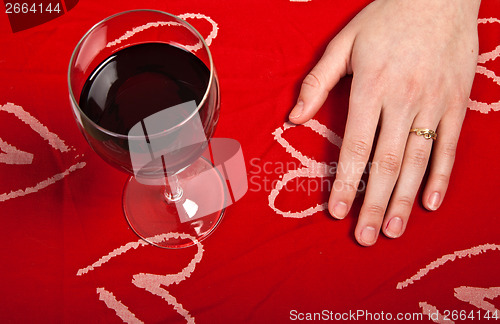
left=382, top=115, right=439, bottom=239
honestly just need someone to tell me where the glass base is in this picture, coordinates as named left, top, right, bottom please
left=123, top=157, right=226, bottom=248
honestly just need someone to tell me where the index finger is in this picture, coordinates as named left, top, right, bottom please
left=289, top=29, right=355, bottom=124
left=328, top=74, right=382, bottom=219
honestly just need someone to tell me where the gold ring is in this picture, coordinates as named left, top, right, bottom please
left=410, top=128, right=437, bottom=140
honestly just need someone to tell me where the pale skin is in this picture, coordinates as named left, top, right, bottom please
left=289, top=0, right=481, bottom=246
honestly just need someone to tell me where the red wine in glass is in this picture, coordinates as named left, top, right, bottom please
left=79, top=42, right=216, bottom=176
left=68, top=10, right=225, bottom=248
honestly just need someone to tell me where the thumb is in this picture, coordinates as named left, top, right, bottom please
left=289, top=31, right=354, bottom=124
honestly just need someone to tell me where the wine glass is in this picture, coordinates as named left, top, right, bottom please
left=68, top=10, right=225, bottom=248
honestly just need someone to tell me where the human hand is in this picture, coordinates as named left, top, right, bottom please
left=289, top=0, right=480, bottom=246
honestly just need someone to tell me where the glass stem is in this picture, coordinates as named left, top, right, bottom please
left=164, top=174, right=183, bottom=203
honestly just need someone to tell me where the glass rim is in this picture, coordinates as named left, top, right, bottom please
left=67, top=9, right=216, bottom=140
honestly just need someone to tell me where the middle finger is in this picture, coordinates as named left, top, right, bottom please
left=355, top=110, right=413, bottom=246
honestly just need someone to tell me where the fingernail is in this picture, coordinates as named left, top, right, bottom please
left=428, top=192, right=441, bottom=211
left=332, top=202, right=348, bottom=219
left=360, top=226, right=377, bottom=246
left=386, top=217, right=403, bottom=238
left=289, top=100, right=304, bottom=119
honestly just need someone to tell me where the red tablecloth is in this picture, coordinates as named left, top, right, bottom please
left=1, top=0, right=500, bottom=323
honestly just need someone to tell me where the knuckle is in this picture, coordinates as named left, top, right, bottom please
left=450, top=88, right=469, bottom=108
left=433, top=172, right=450, bottom=186
left=367, top=63, right=387, bottom=82
left=363, top=203, right=386, bottom=217
left=334, top=179, right=359, bottom=193
left=408, top=147, right=429, bottom=169
left=440, top=142, right=457, bottom=159
left=445, top=89, right=469, bottom=118
left=344, top=137, right=372, bottom=160
left=302, top=72, right=322, bottom=89
left=360, top=68, right=386, bottom=94
left=377, top=151, right=402, bottom=176
left=404, top=76, right=424, bottom=102
left=395, top=196, right=414, bottom=210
